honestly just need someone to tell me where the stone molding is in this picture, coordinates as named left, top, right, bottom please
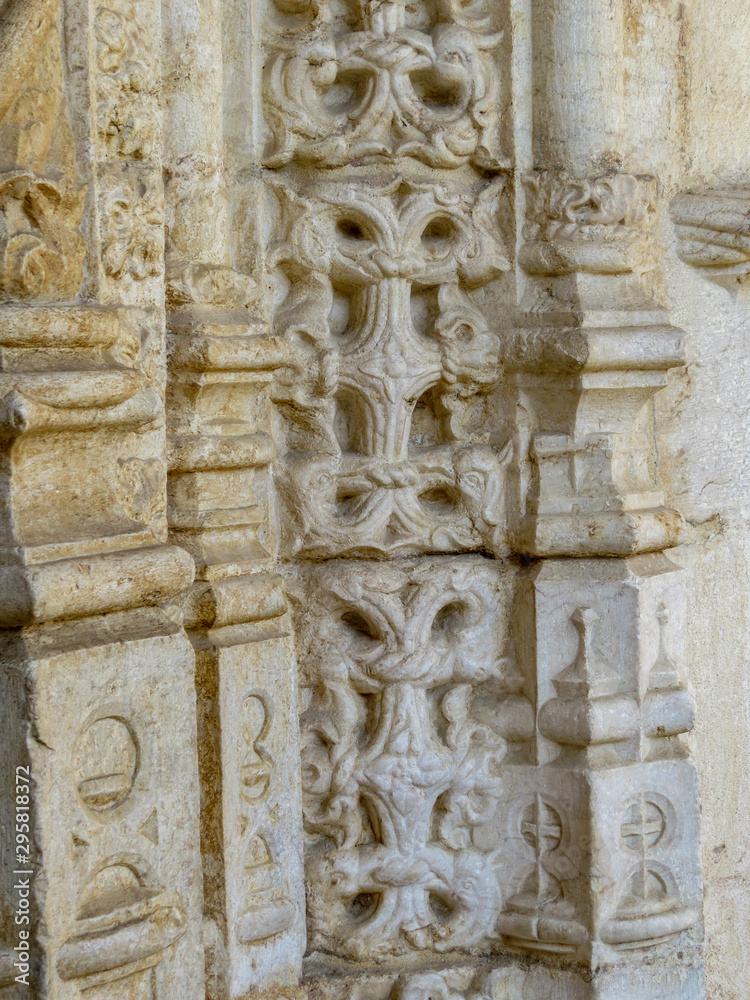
left=671, top=187, right=750, bottom=289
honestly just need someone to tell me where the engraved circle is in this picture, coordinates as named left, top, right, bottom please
left=73, top=717, right=138, bottom=811
left=620, top=798, right=666, bottom=852
left=520, top=800, right=563, bottom=853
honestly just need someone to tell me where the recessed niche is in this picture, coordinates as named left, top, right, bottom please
left=409, top=386, right=446, bottom=447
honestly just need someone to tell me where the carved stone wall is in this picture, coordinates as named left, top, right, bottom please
left=0, top=1, right=748, bottom=999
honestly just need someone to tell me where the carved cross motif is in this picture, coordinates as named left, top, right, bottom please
left=602, top=791, right=697, bottom=949
left=521, top=795, right=563, bottom=854
left=496, top=793, right=586, bottom=954
left=620, top=796, right=666, bottom=855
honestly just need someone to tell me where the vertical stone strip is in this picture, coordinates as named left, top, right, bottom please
left=260, top=0, right=516, bottom=991
left=0, top=1, right=205, bottom=998
left=161, top=0, right=227, bottom=282
left=501, top=0, right=706, bottom=996
left=160, top=2, right=306, bottom=997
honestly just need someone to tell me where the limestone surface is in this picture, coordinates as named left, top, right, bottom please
left=0, top=1, right=748, bottom=999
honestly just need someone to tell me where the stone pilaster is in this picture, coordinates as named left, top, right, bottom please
left=501, top=0, right=705, bottom=995
left=0, top=2, right=205, bottom=998
left=159, top=4, right=306, bottom=997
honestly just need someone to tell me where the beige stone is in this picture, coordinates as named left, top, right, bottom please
left=0, top=0, right=749, bottom=998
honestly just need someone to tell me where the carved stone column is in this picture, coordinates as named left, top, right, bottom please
left=0, top=2, right=205, bottom=998
left=501, top=0, right=705, bottom=996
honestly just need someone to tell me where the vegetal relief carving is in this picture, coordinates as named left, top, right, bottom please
left=270, top=176, right=511, bottom=557
left=0, top=0, right=65, bottom=172
left=0, top=171, right=85, bottom=301
left=166, top=261, right=262, bottom=310
left=262, top=0, right=507, bottom=169
left=100, top=169, right=163, bottom=280
left=163, top=158, right=228, bottom=284
left=521, top=172, right=658, bottom=276
left=3, top=72, right=60, bottom=173
left=294, top=558, right=516, bottom=959
left=0, top=0, right=86, bottom=304
left=94, top=1, right=159, bottom=161
left=307, top=964, right=529, bottom=1000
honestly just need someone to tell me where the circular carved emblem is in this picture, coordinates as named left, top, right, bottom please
left=73, top=717, right=138, bottom=811
left=620, top=798, right=666, bottom=852
left=520, top=799, right=563, bottom=854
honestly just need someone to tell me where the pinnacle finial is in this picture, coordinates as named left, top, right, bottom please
left=552, top=606, right=620, bottom=698
left=649, top=603, right=679, bottom=689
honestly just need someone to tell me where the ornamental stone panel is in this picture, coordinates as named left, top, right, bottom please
left=1, top=2, right=749, bottom=1000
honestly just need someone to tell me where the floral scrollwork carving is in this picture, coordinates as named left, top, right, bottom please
left=521, top=171, right=658, bottom=276
left=95, top=1, right=159, bottom=160
left=295, top=559, right=513, bottom=959
left=101, top=170, right=163, bottom=280
left=270, top=177, right=511, bottom=557
left=263, top=0, right=506, bottom=169
left=0, top=170, right=85, bottom=302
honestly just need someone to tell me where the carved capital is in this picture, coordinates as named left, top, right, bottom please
left=521, top=171, right=657, bottom=276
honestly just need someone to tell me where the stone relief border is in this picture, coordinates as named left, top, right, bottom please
left=0, top=0, right=709, bottom=999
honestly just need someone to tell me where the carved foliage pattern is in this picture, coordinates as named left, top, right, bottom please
left=296, top=559, right=515, bottom=959
left=520, top=172, right=658, bottom=276
left=258, top=0, right=704, bottom=979
left=94, top=0, right=159, bottom=161
left=271, top=177, right=511, bottom=557
left=0, top=172, right=84, bottom=301
left=0, top=0, right=85, bottom=303
left=94, top=0, right=164, bottom=289
left=262, top=0, right=507, bottom=169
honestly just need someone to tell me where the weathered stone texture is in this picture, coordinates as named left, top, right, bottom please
left=0, top=1, right=748, bottom=999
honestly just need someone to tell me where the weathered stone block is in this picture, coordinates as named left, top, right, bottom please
left=0, top=610, right=205, bottom=1000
